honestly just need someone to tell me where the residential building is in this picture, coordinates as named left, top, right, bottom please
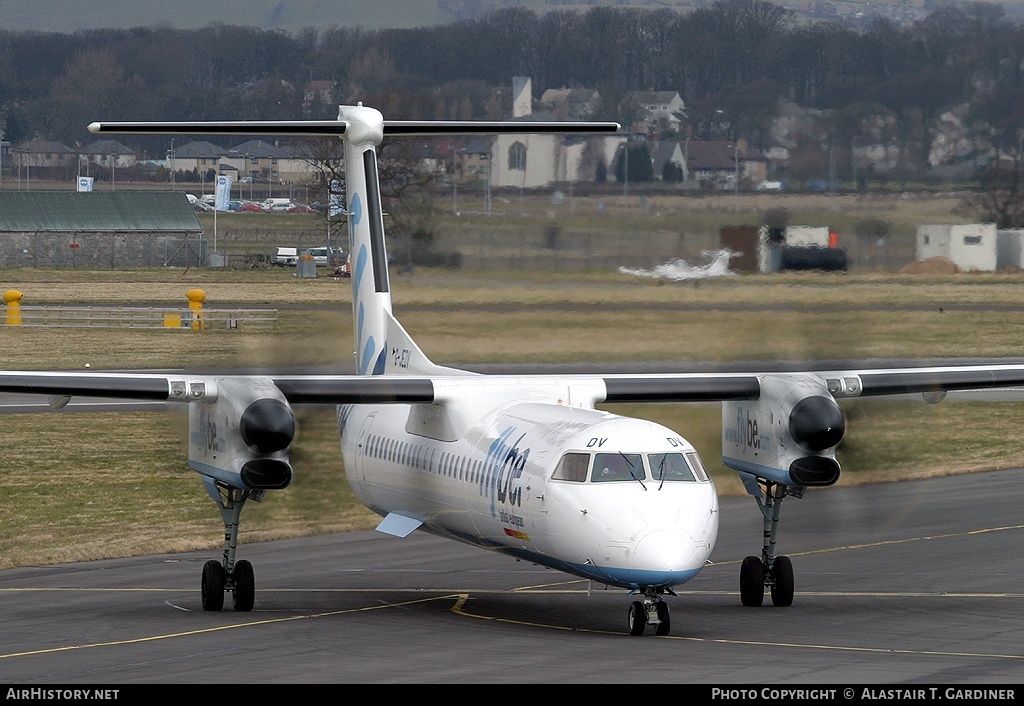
left=538, top=87, right=601, bottom=120
left=11, top=140, right=77, bottom=181
left=684, top=139, right=767, bottom=190
left=651, top=140, right=687, bottom=183
left=80, top=139, right=137, bottom=171
left=166, top=140, right=227, bottom=181
left=628, top=91, right=686, bottom=134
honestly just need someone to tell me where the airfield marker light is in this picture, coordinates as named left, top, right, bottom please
left=4, top=289, right=23, bottom=325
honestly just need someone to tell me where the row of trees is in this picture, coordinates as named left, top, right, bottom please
left=4, top=0, right=1024, bottom=223
left=1, top=2, right=1022, bottom=149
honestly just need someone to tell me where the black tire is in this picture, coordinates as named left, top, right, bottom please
left=201, top=560, right=225, bottom=612
left=770, top=555, right=795, bottom=607
left=628, top=601, right=646, bottom=636
left=740, top=555, right=765, bottom=607
left=232, top=559, right=255, bottom=612
left=655, top=600, right=671, bottom=636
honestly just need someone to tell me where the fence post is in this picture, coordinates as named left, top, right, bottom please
left=186, top=288, right=205, bottom=330
left=4, top=290, right=23, bottom=325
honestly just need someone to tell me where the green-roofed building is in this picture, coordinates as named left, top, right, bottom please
left=0, top=191, right=206, bottom=267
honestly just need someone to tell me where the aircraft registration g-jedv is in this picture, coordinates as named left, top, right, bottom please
left=4, top=104, right=1024, bottom=637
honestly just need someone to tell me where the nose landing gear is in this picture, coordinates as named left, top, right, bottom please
left=628, top=588, right=672, bottom=636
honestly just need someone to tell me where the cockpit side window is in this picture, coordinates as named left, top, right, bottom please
left=593, top=453, right=644, bottom=482
left=649, top=453, right=696, bottom=482
left=552, top=452, right=590, bottom=482
left=686, top=452, right=710, bottom=481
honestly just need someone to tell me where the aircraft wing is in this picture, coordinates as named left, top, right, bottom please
left=824, top=364, right=1024, bottom=397
left=599, top=362, right=1024, bottom=402
left=0, top=371, right=435, bottom=406
left=3, top=364, right=1024, bottom=407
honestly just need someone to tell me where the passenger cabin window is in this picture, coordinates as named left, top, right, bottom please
left=552, top=453, right=589, bottom=482
left=649, top=453, right=696, bottom=482
left=593, top=453, right=643, bottom=482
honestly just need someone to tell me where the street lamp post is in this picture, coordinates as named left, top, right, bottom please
left=483, top=153, right=491, bottom=216
left=733, top=141, right=738, bottom=212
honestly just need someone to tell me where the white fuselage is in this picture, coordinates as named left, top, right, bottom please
left=339, top=384, right=719, bottom=590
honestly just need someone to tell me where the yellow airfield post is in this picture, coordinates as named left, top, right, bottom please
left=4, top=289, right=23, bottom=325
left=186, top=288, right=205, bottom=330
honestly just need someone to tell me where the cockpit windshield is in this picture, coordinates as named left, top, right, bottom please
left=551, top=451, right=709, bottom=484
left=649, top=453, right=696, bottom=482
left=593, top=453, right=643, bottom=482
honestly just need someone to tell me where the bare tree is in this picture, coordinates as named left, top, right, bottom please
left=958, top=157, right=1024, bottom=228
left=294, top=133, right=447, bottom=265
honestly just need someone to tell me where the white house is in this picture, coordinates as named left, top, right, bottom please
left=628, top=91, right=686, bottom=133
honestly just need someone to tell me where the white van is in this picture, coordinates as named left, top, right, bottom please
left=262, top=198, right=293, bottom=212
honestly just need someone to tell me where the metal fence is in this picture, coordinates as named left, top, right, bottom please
left=3, top=305, right=277, bottom=329
left=0, top=225, right=919, bottom=272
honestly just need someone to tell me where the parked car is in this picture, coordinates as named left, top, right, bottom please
left=185, top=193, right=213, bottom=211
left=274, top=247, right=299, bottom=266
left=301, top=246, right=346, bottom=267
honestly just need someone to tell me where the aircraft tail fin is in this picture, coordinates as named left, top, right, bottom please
left=87, top=105, right=619, bottom=378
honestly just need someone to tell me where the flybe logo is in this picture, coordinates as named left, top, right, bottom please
left=724, top=406, right=772, bottom=455
left=481, top=426, right=530, bottom=518
left=189, top=408, right=225, bottom=455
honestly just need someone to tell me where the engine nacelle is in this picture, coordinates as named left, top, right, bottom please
left=188, top=376, right=295, bottom=491
left=722, top=373, right=844, bottom=491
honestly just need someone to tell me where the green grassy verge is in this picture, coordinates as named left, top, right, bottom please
left=2, top=265, right=1024, bottom=568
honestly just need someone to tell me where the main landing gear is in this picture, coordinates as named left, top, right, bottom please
left=201, top=482, right=261, bottom=612
left=740, top=480, right=799, bottom=608
left=627, top=587, right=674, bottom=636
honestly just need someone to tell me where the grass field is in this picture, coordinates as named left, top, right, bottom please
left=3, top=263, right=1024, bottom=568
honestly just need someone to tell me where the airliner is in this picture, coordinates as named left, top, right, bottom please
left=3, top=104, right=1024, bottom=636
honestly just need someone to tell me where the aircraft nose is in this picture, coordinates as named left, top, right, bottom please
left=632, top=530, right=704, bottom=573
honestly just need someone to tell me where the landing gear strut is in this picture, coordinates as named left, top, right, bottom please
left=201, top=482, right=262, bottom=612
left=740, top=480, right=799, bottom=608
left=627, top=587, right=673, bottom=636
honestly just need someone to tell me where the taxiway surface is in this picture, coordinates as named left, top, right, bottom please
left=2, top=469, right=1023, bottom=684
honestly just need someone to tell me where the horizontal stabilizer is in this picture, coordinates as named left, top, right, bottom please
left=382, top=120, right=620, bottom=136
left=89, top=118, right=620, bottom=139
left=88, top=120, right=348, bottom=137
left=375, top=512, right=423, bottom=538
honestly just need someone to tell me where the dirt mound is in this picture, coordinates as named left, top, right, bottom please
left=899, top=256, right=960, bottom=274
